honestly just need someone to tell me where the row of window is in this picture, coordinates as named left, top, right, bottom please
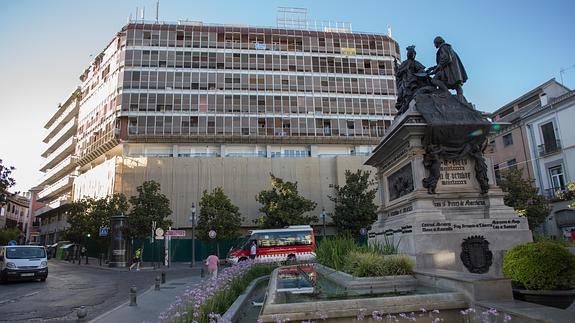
left=124, top=50, right=394, bottom=75
left=121, top=93, right=394, bottom=115
left=125, top=28, right=397, bottom=57
left=126, top=116, right=388, bottom=138
left=122, top=71, right=395, bottom=95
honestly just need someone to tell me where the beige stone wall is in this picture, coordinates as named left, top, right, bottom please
left=114, top=156, right=379, bottom=228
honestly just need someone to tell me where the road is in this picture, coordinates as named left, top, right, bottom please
left=0, top=259, right=197, bottom=322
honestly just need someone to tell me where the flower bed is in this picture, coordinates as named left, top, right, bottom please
left=159, top=262, right=275, bottom=323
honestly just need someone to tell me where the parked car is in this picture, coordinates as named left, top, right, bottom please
left=0, top=245, right=48, bottom=282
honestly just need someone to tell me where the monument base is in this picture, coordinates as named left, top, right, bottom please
left=366, top=95, right=533, bottom=276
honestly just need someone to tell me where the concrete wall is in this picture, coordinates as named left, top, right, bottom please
left=113, top=156, right=378, bottom=228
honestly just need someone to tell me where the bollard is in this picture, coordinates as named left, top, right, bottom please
left=155, top=275, right=161, bottom=290
left=161, top=271, right=166, bottom=284
left=200, top=267, right=205, bottom=278
left=129, top=286, right=137, bottom=306
left=76, top=306, right=87, bottom=323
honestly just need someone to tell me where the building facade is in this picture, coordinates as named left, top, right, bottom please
left=0, top=192, right=30, bottom=243
left=489, top=79, right=569, bottom=183
left=489, top=79, right=574, bottom=238
left=522, top=90, right=575, bottom=238
left=36, top=89, right=80, bottom=244
left=39, top=21, right=400, bottom=234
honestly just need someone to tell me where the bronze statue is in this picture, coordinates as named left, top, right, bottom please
left=426, top=36, right=468, bottom=102
left=395, top=46, right=426, bottom=114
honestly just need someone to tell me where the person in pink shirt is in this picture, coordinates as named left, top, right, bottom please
left=206, top=254, right=219, bottom=279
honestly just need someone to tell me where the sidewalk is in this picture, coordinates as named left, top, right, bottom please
left=89, top=275, right=203, bottom=323
left=53, top=257, right=207, bottom=273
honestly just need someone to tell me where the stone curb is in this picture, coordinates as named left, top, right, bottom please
left=221, top=275, right=270, bottom=323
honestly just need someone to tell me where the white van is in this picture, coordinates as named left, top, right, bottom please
left=0, top=245, right=48, bottom=282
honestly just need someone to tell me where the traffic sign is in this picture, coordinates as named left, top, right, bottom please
left=208, top=230, right=217, bottom=239
left=155, top=228, right=164, bottom=237
left=165, top=229, right=186, bottom=237
left=99, top=227, right=109, bottom=237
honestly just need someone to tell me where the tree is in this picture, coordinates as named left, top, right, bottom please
left=0, top=228, right=20, bottom=245
left=499, top=168, right=550, bottom=230
left=329, top=169, right=378, bottom=236
left=64, top=193, right=129, bottom=245
left=125, top=180, right=172, bottom=241
left=0, top=158, right=16, bottom=205
left=197, top=187, right=244, bottom=241
left=255, top=174, right=317, bottom=228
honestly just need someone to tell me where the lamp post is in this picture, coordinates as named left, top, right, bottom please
left=189, top=203, right=196, bottom=267
left=85, top=233, right=91, bottom=264
left=321, top=208, right=326, bottom=239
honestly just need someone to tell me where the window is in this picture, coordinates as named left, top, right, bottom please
left=502, top=133, right=513, bottom=146
left=253, top=230, right=312, bottom=247
left=540, top=121, right=558, bottom=153
left=494, top=164, right=501, bottom=184
left=549, top=165, right=565, bottom=191
left=507, top=159, right=517, bottom=170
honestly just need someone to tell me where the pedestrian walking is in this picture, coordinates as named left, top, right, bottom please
left=249, top=241, right=257, bottom=260
left=129, top=248, right=142, bottom=271
left=205, top=254, right=219, bottom=279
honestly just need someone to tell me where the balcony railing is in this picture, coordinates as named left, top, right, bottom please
left=45, top=103, right=79, bottom=143
left=538, top=139, right=561, bottom=157
left=38, top=176, right=73, bottom=201
left=38, top=155, right=78, bottom=186
left=42, top=118, right=77, bottom=159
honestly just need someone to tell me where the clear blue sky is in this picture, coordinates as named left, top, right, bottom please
left=1, top=0, right=574, bottom=193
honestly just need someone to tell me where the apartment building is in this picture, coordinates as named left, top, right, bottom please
left=489, top=79, right=569, bottom=183
left=489, top=79, right=575, bottom=237
left=38, top=20, right=399, bottom=233
left=35, top=89, right=80, bottom=244
left=0, top=192, right=30, bottom=243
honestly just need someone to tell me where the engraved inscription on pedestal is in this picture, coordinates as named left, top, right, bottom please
left=460, top=235, right=493, bottom=274
left=388, top=163, right=414, bottom=201
left=437, top=159, right=477, bottom=191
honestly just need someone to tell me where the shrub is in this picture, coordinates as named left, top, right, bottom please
left=380, top=255, right=414, bottom=276
left=343, top=252, right=413, bottom=277
left=503, top=241, right=575, bottom=290
left=316, top=236, right=358, bottom=271
left=316, top=235, right=400, bottom=271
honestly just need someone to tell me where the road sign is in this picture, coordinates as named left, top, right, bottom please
left=7, top=240, right=17, bottom=246
left=165, top=229, right=186, bottom=237
left=208, top=230, right=217, bottom=239
left=155, top=228, right=164, bottom=237
left=99, top=227, right=109, bottom=237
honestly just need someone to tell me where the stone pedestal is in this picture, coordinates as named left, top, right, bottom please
left=366, top=103, right=532, bottom=276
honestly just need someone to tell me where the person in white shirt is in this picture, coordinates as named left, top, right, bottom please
left=249, top=241, right=257, bottom=260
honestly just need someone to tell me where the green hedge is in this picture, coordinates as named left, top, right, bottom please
left=343, top=252, right=413, bottom=277
left=316, top=236, right=411, bottom=277
left=503, top=241, right=575, bottom=290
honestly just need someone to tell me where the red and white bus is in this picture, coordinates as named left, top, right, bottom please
left=227, top=225, right=316, bottom=263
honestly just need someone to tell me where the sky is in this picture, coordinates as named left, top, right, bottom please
left=1, top=0, right=574, bottom=193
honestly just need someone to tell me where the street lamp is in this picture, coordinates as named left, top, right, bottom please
left=321, top=208, right=326, bottom=239
left=189, top=203, right=196, bottom=267
left=85, top=233, right=91, bottom=264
